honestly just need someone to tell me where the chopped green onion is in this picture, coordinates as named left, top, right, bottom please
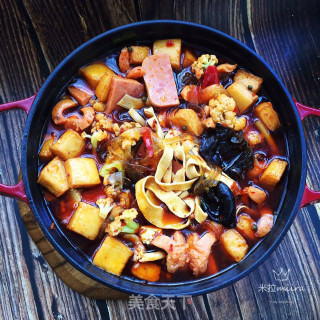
left=125, top=219, right=139, bottom=230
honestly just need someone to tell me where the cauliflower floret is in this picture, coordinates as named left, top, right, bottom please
left=91, top=113, right=113, bottom=133
left=122, top=138, right=137, bottom=150
left=140, top=226, right=162, bottom=245
left=207, top=94, right=246, bottom=131
left=107, top=208, right=139, bottom=236
left=104, top=185, right=121, bottom=198
left=191, top=54, right=218, bottom=79
left=90, top=99, right=105, bottom=112
left=96, top=197, right=114, bottom=219
left=81, top=129, right=109, bottom=150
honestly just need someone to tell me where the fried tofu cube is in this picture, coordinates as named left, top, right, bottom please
left=37, top=157, right=69, bottom=197
left=65, top=158, right=101, bottom=188
left=226, top=82, right=258, bottom=113
left=79, top=62, right=115, bottom=89
left=254, top=102, right=281, bottom=131
left=129, top=46, right=150, bottom=64
left=67, top=202, right=104, bottom=240
left=39, top=134, right=56, bottom=161
left=169, top=108, right=204, bottom=135
left=51, top=130, right=85, bottom=160
left=95, top=73, right=114, bottom=102
left=260, top=158, right=288, bottom=188
left=153, top=39, right=182, bottom=70
left=93, top=236, right=133, bottom=275
left=236, top=214, right=257, bottom=241
left=234, top=69, right=263, bottom=93
left=182, top=49, right=197, bottom=68
left=221, top=229, right=248, bottom=262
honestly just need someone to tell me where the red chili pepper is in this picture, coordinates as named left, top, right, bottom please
left=166, top=40, right=174, bottom=47
left=142, top=128, right=154, bottom=158
left=201, top=65, right=219, bottom=89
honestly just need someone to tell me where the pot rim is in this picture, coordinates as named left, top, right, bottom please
left=21, top=20, right=307, bottom=297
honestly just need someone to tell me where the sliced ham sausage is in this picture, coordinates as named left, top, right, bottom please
left=105, top=77, right=144, bottom=113
left=142, top=53, right=180, bottom=108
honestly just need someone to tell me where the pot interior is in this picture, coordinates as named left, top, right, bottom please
left=22, top=21, right=306, bottom=296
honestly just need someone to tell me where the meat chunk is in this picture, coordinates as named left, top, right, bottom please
left=187, top=232, right=216, bottom=276
left=151, top=231, right=189, bottom=273
left=105, top=77, right=144, bottom=113
left=246, top=186, right=268, bottom=205
left=142, top=54, right=180, bottom=108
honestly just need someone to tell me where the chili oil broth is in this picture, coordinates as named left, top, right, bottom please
left=38, top=42, right=288, bottom=282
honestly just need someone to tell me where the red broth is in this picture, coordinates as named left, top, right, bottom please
left=38, top=42, right=288, bottom=282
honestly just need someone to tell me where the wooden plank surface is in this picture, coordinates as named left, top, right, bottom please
left=0, top=0, right=319, bottom=319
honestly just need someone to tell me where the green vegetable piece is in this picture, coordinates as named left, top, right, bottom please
left=100, top=161, right=124, bottom=177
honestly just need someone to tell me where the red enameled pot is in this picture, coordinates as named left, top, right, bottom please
left=0, top=21, right=319, bottom=297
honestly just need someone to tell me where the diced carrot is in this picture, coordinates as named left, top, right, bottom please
left=126, top=67, right=146, bottom=79
left=180, top=85, right=200, bottom=103
left=105, top=77, right=144, bottom=113
left=199, top=84, right=227, bottom=103
left=207, top=254, right=218, bottom=274
left=119, top=47, right=130, bottom=73
left=68, top=86, right=93, bottom=106
left=131, top=262, right=161, bottom=282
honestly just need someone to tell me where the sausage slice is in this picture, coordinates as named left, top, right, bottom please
left=142, top=54, right=179, bottom=108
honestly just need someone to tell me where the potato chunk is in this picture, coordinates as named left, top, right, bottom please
left=234, top=69, right=263, bottom=93
left=170, top=108, right=204, bottom=135
left=236, top=214, right=257, bottom=241
left=260, top=158, right=288, bottom=188
left=220, top=229, right=248, bottom=262
left=182, top=49, right=197, bottom=68
left=67, top=202, right=105, bottom=240
left=93, top=236, right=133, bottom=275
left=39, top=134, right=56, bottom=161
left=95, top=73, right=114, bottom=102
left=130, top=46, right=150, bottom=64
left=79, top=62, right=115, bottom=89
left=254, top=102, right=281, bottom=131
left=153, top=39, right=181, bottom=70
left=226, top=82, right=258, bottom=113
left=37, top=157, right=69, bottom=197
left=65, top=158, right=101, bottom=188
left=51, top=130, right=85, bottom=160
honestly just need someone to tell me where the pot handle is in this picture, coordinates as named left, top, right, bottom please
left=294, top=99, right=320, bottom=208
left=0, top=95, right=36, bottom=204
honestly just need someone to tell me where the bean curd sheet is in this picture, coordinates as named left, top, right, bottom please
left=37, top=39, right=288, bottom=283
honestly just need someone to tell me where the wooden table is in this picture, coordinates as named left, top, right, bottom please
left=1, top=0, right=320, bottom=319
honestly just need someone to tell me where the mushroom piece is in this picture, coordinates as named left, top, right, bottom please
left=200, top=181, right=236, bottom=228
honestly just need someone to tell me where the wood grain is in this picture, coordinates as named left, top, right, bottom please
left=0, top=0, right=319, bottom=319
